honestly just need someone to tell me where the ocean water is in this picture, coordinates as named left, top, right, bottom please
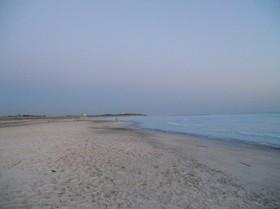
left=126, top=113, right=280, bottom=148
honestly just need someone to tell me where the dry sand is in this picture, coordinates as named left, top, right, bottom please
left=0, top=119, right=279, bottom=209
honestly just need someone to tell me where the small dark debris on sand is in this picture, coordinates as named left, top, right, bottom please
left=240, top=162, right=251, bottom=167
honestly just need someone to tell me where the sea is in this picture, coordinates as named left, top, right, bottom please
left=124, top=113, right=280, bottom=148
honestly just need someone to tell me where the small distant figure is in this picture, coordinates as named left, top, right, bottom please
left=115, top=117, right=118, bottom=122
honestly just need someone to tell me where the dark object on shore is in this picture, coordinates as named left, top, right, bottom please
left=51, top=170, right=56, bottom=173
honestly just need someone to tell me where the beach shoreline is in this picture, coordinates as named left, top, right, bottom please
left=0, top=119, right=279, bottom=209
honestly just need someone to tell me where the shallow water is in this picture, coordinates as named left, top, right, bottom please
left=126, top=113, right=280, bottom=148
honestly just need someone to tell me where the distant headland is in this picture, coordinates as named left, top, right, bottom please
left=88, top=113, right=147, bottom=117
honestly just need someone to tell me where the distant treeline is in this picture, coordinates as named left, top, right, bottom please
left=0, top=113, right=146, bottom=121
left=16, top=114, right=47, bottom=117
left=88, top=113, right=147, bottom=117
left=0, top=115, right=79, bottom=121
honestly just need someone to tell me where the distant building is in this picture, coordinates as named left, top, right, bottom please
left=81, top=113, right=87, bottom=117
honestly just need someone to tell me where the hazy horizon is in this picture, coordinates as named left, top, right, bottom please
left=1, top=0, right=280, bottom=115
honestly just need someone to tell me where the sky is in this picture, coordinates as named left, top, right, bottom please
left=0, top=0, right=280, bottom=115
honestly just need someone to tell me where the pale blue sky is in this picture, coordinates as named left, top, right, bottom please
left=0, top=0, right=280, bottom=115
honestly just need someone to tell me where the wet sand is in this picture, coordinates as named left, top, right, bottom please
left=0, top=119, right=279, bottom=209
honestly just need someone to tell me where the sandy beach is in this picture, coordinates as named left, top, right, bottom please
left=0, top=119, right=279, bottom=209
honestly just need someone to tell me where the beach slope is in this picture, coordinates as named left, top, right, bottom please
left=0, top=119, right=279, bottom=209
